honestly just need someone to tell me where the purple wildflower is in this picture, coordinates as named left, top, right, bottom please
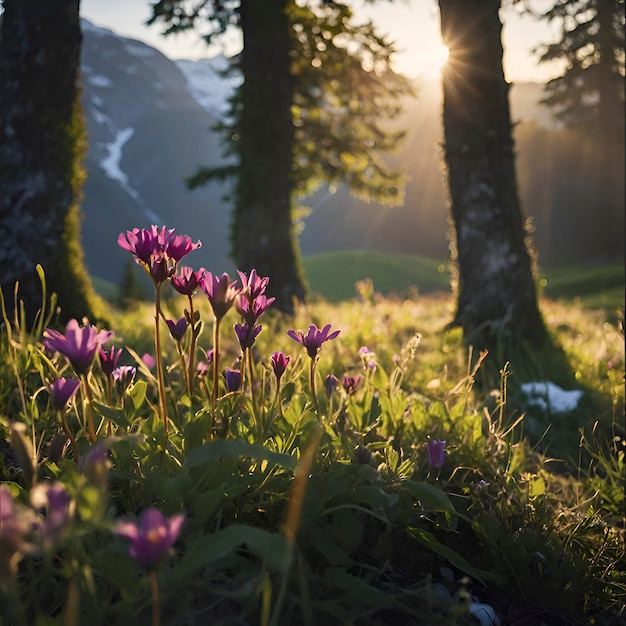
left=237, top=269, right=270, bottom=300
left=141, top=353, right=156, bottom=370
left=324, top=374, right=339, bottom=398
left=0, top=486, right=34, bottom=575
left=341, top=375, right=362, bottom=395
left=31, top=483, right=72, bottom=546
left=43, top=319, right=114, bottom=376
left=234, top=322, right=263, bottom=351
left=171, top=266, right=205, bottom=296
left=166, top=317, right=189, bottom=342
left=270, top=352, right=291, bottom=382
left=48, top=378, right=81, bottom=412
left=114, top=508, right=184, bottom=571
left=287, top=323, right=340, bottom=359
left=99, top=346, right=123, bottom=377
left=235, top=293, right=275, bottom=324
left=200, top=272, right=240, bottom=321
left=118, top=226, right=201, bottom=285
left=224, top=368, right=242, bottom=393
left=112, top=365, right=136, bottom=393
left=426, top=439, right=446, bottom=469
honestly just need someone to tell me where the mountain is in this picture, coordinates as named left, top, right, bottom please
left=80, top=20, right=233, bottom=284
left=78, top=20, right=554, bottom=285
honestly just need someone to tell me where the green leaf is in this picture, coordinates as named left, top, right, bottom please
left=178, top=525, right=292, bottom=575
left=183, top=439, right=298, bottom=471
left=409, top=527, right=503, bottom=585
left=352, top=485, right=399, bottom=510
left=92, top=402, right=131, bottom=430
left=401, top=480, right=456, bottom=515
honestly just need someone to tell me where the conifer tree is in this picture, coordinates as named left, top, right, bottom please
left=533, top=0, right=624, bottom=261
left=149, top=0, right=409, bottom=312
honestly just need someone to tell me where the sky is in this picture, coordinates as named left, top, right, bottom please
left=81, top=0, right=562, bottom=83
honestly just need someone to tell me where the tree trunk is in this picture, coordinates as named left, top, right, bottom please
left=235, top=0, right=307, bottom=313
left=0, top=0, right=102, bottom=323
left=438, top=0, right=547, bottom=349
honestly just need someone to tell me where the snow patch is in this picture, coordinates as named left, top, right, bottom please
left=176, top=56, right=241, bottom=120
left=521, top=382, right=583, bottom=413
left=87, top=74, right=112, bottom=88
left=100, top=127, right=134, bottom=186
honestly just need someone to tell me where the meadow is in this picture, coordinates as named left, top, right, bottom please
left=1, top=233, right=624, bottom=626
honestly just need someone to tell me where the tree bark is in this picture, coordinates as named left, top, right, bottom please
left=235, top=0, right=307, bottom=314
left=0, top=0, right=102, bottom=323
left=438, top=0, right=547, bottom=348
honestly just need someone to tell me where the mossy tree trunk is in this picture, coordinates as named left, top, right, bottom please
left=438, top=0, right=547, bottom=349
left=234, top=0, right=307, bottom=313
left=0, top=0, right=102, bottom=323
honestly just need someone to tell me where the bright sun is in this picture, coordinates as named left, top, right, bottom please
left=409, top=42, right=450, bottom=80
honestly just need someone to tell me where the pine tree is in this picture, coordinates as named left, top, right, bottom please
left=149, top=0, right=410, bottom=312
left=533, top=0, right=625, bottom=261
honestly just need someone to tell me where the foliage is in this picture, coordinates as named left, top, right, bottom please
left=532, top=0, right=625, bottom=131
left=0, top=228, right=624, bottom=624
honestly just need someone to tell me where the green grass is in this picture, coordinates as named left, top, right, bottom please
left=94, top=251, right=624, bottom=313
left=303, top=250, right=450, bottom=301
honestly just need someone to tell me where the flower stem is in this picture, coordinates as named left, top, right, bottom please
left=211, top=317, right=221, bottom=413
left=59, top=410, right=80, bottom=464
left=154, top=284, right=169, bottom=441
left=186, top=296, right=197, bottom=395
left=309, top=358, right=321, bottom=417
left=81, top=374, right=96, bottom=443
left=149, top=570, right=161, bottom=626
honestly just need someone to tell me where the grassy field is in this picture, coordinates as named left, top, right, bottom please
left=2, top=249, right=624, bottom=625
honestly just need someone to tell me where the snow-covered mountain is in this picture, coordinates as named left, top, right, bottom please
left=80, top=19, right=234, bottom=284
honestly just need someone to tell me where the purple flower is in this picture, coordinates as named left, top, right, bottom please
left=234, top=322, right=262, bottom=351
left=0, top=486, right=33, bottom=573
left=171, top=266, right=205, bottom=296
left=235, top=294, right=275, bottom=324
left=82, top=446, right=111, bottom=490
left=117, top=225, right=168, bottom=265
left=31, top=483, right=72, bottom=546
left=341, top=375, right=362, bottom=395
left=141, top=353, right=155, bottom=370
left=166, top=317, right=189, bottom=342
left=48, top=378, right=81, bottom=412
left=114, top=508, right=184, bottom=571
left=112, top=365, right=136, bottom=392
left=237, top=269, right=270, bottom=300
left=224, top=368, right=242, bottom=393
left=324, top=374, right=339, bottom=398
left=166, top=234, right=202, bottom=263
left=43, top=319, right=114, bottom=376
left=426, top=439, right=446, bottom=469
left=287, top=323, right=340, bottom=359
left=118, top=226, right=201, bottom=285
left=200, top=272, right=240, bottom=321
left=270, top=352, right=291, bottom=382
left=99, top=346, right=123, bottom=377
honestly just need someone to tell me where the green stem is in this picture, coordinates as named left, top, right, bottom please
left=59, top=410, right=80, bottom=464
left=211, top=317, right=221, bottom=413
left=309, top=358, right=321, bottom=418
left=186, top=296, right=197, bottom=395
left=149, top=570, right=161, bottom=626
left=81, top=374, right=96, bottom=443
left=154, top=284, right=169, bottom=441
